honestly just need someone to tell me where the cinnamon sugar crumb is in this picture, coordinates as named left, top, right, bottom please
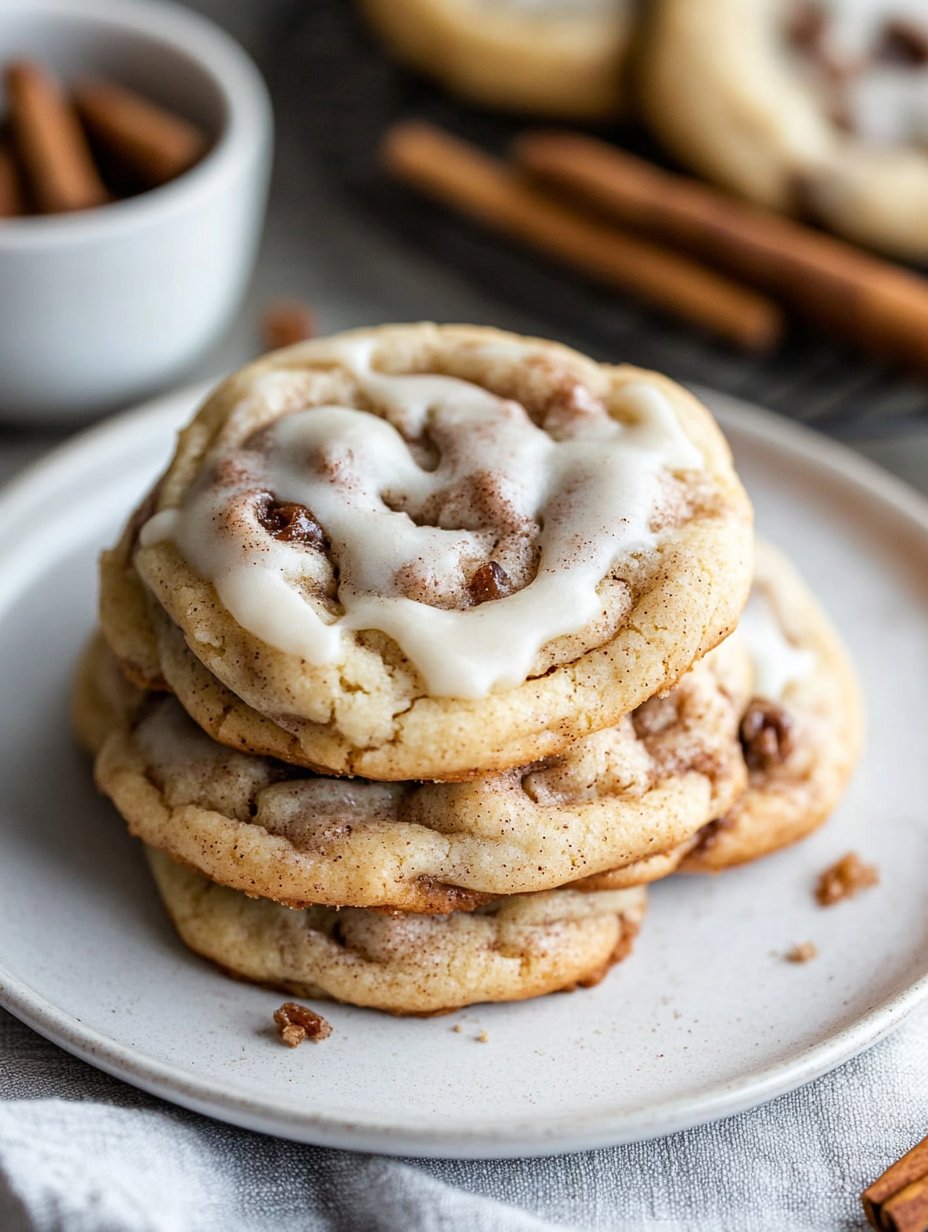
left=815, top=853, right=879, bottom=907
left=451, top=1024, right=462, bottom=1034
left=476, top=1030, right=489, bottom=1043
left=273, top=1001, right=332, bottom=1047
left=260, top=299, right=317, bottom=352
left=786, top=941, right=818, bottom=963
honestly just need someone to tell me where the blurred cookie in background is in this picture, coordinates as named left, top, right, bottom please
left=640, top=0, right=928, bottom=258
left=359, top=0, right=636, bottom=120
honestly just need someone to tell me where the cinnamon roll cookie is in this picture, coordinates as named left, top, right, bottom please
left=641, top=0, right=928, bottom=257
left=100, top=324, right=752, bottom=781
left=682, top=541, right=863, bottom=871
left=359, top=0, right=636, bottom=120
left=79, top=632, right=750, bottom=911
left=145, top=847, right=646, bottom=1015
left=575, top=542, right=863, bottom=884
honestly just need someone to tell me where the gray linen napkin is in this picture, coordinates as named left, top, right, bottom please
left=1, top=1006, right=926, bottom=1232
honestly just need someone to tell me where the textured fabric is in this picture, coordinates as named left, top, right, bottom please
left=1, top=1006, right=926, bottom=1232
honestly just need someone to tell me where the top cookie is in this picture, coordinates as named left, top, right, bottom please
left=102, top=324, right=752, bottom=781
left=642, top=0, right=928, bottom=258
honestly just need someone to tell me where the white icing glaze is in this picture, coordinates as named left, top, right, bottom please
left=818, top=0, right=925, bottom=59
left=793, top=0, right=928, bottom=147
left=848, top=62, right=928, bottom=146
left=142, top=341, right=703, bottom=700
left=740, top=586, right=816, bottom=700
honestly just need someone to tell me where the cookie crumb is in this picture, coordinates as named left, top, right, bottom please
left=451, top=1024, right=462, bottom=1033
left=260, top=299, right=317, bottom=352
left=786, top=941, right=818, bottom=963
left=476, top=1030, right=489, bottom=1044
left=815, top=852, right=879, bottom=907
left=273, top=1001, right=332, bottom=1048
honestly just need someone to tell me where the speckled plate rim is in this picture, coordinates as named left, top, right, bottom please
left=2, top=950, right=924, bottom=1157
left=0, top=380, right=926, bottom=1159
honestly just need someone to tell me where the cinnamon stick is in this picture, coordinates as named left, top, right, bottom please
left=0, top=138, right=26, bottom=217
left=516, top=130, right=928, bottom=379
left=74, top=77, right=208, bottom=187
left=382, top=121, right=783, bottom=352
left=863, top=1135, right=928, bottom=1231
left=4, top=60, right=107, bottom=213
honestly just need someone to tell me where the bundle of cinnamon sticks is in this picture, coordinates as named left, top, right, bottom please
left=382, top=121, right=928, bottom=379
left=1, top=59, right=208, bottom=219
left=864, top=1134, right=928, bottom=1232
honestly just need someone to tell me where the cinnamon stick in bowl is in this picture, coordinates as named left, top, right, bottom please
left=516, top=131, right=928, bottom=379
left=0, top=138, right=25, bottom=216
left=863, top=1133, right=928, bottom=1231
left=5, top=59, right=107, bottom=213
left=74, top=78, right=208, bottom=188
left=382, top=120, right=782, bottom=352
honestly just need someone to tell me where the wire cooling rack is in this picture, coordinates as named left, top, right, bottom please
left=270, top=0, right=927, bottom=439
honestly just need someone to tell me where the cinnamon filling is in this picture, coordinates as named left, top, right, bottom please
left=467, top=561, right=513, bottom=605
left=786, top=1, right=928, bottom=147
left=691, top=814, right=735, bottom=855
left=881, top=17, right=928, bottom=65
left=255, top=494, right=327, bottom=548
left=739, top=699, right=793, bottom=772
left=786, top=2, right=827, bottom=55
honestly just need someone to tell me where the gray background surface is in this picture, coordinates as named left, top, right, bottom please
left=1, top=0, right=926, bottom=495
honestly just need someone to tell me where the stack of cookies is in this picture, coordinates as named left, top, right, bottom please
left=75, top=324, right=862, bottom=1015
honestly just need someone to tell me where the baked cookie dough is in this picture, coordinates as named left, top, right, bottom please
left=641, top=0, right=928, bottom=257
left=359, top=0, right=635, bottom=120
left=71, top=632, right=139, bottom=758
left=81, top=632, right=750, bottom=911
left=577, top=542, right=863, bottom=883
left=101, top=324, right=753, bottom=781
left=682, top=540, right=863, bottom=871
left=146, top=847, right=646, bottom=1015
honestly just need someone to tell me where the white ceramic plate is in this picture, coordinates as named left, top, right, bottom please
left=0, top=383, right=926, bottom=1159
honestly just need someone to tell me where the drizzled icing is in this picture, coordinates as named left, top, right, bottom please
left=789, top=0, right=928, bottom=147
left=142, top=338, right=703, bottom=700
left=816, top=0, right=926, bottom=59
left=740, top=585, right=815, bottom=700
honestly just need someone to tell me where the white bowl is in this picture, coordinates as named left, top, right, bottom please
left=0, top=0, right=272, bottom=423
